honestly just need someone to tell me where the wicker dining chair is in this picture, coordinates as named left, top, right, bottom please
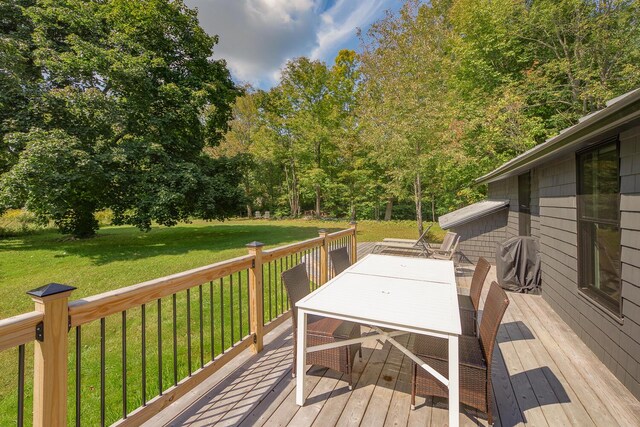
left=410, top=282, right=509, bottom=425
left=458, top=257, right=491, bottom=336
left=329, top=247, right=351, bottom=276
left=282, top=263, right=362, bottom=387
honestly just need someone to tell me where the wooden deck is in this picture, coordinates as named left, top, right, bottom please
left=145, top=243, right=640, bottom=426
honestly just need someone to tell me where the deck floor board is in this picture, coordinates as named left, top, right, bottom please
left=145, top=244, right=640, bottom=427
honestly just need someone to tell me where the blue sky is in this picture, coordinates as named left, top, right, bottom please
left=184, top=0, right=400, bottom=89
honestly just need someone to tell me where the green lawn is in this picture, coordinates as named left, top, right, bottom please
left=0, top=218, right=441, bottom=425
left=0, top=218, right=440, bottom=317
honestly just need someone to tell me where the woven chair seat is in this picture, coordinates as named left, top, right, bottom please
left=458, top=294, right=474, bottom=311
left=412, top=334, right=486, bottom=370
left=458, top=294, right=476, bottom=336
left=308, top=315, right=359, bottom=339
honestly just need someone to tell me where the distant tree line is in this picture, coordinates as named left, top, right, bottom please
left=2, top=0, right=639, bottom=237
left=214, top=0, right=640, bottom=233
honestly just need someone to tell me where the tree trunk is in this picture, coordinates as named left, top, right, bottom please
left=384, top=198, right=393, bottom=221
left=431, top=194, right=436, bottom=223
left=414, top=173, right=423, bottom=235
left=284, top=161, right=300, bottom=217
left=315, top=139, right=322, bottom=218
left=246, top=204, right=252, bottom=218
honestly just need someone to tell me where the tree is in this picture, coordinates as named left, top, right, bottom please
left=0, top=0, right=243, bottom=237
left=521, top=0, right=640, bottom=125
left=358, top=0, right=455, bottom=232
left=211, top=89, right=287, bottom=217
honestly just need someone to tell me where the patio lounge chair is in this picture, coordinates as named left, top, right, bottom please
left=410, top=281, right=510, bottom=424
left=426, top=231, right=457, bottom=251
left=329, top=247, right=351, bottom=276
left=427, top=234, right=460, bottom=261
left=382, top=223, right=433, bottom=244
left=373, top=225, right=434, bottom=257
left=281, top=263, right=362, bottom=388
left=458, top=257, right=491, bottom=336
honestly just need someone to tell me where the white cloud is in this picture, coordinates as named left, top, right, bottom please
left=185, top=0, right=394, bottom=89
left=311, top=0, right=387, bottom=61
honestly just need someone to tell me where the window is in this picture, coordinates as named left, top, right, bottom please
left=518, top=171, right=531, bottom=236
left=577, top=140, right=621, bottom=315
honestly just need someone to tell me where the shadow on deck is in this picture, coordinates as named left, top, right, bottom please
left=144, top=243, right=640, bottom=427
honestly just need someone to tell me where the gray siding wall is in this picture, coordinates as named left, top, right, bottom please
left=531, top=168, right=541, bottom=240
left=488, top=175, right=520, bottom=239
left=453, top=171, right=540, bottom=264
left=453, top=209, right=508, bottom=264
left=620, top=125, right=640, bottom=397
left=538, top=124, right=640, bottom=399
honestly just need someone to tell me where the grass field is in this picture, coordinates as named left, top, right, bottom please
left=0, top=218, right=441, bottom=317
left=0, top=218, right=442, bottom=425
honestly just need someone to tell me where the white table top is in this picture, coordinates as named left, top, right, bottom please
left=348, top=254, right=456, bottom=284
left=297, top=255, right=461, bottom=336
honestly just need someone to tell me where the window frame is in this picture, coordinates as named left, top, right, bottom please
left=576, top=138, right=622, bottom=316
left=518, top=171, right=531, bottom=236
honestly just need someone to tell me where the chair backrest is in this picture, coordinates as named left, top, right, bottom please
left=441, top=232, right=458, bottom=251
left=281, top=263, right=311, bottom=327
left=470, top=257, right=491, bottom=312
left=478, top=282, right=509, bottom=365
left=329, top=247, right=351, bottom=276
left=444, top=235, right=460, bottom=260
left=416, top=223, right=433, bottom=243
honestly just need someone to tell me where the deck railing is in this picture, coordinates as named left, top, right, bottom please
left=0, top=224, right=357, bottom=426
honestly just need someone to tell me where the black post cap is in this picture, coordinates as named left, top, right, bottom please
left=27, top=283, right=76, bottom=298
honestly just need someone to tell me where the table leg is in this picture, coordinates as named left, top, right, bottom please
left=449, top=334, right=459, bottom=427
left=295, top=310, right=307, bottom=406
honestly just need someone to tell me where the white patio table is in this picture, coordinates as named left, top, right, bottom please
left=295, top=254, right=461, bottom=427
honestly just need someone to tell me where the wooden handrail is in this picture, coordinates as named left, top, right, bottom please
left=68, top=255, right=254, bottom=327
left=261, top=236, right=324, bottom=263
left=325, top=228, right=353, bottom=242
left=0, top=311, right=43, bottom=352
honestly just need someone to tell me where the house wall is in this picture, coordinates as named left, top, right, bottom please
left=619, top=124, right=640, bottom=397
left=453, top=172, right=541, bottom=264
left=537, top=124, right=640, bottom=399
left=451, top=120, right=640, bottom=397
left=453, top=209, right=508, bottom=264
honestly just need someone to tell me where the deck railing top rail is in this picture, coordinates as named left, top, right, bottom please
left=0, top=311, right=43, bottom=352
left=68, top=254, right=254, bottom=327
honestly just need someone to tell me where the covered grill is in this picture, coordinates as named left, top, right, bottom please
left=496, top=236, right=541, bottom=294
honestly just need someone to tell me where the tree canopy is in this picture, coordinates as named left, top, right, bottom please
left=214, top=0, right=640, bottom=230
left=0, top=0, right=243, bottom=237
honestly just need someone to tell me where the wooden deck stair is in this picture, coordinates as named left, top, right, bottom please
left=144, top=243, right=640, bottom=426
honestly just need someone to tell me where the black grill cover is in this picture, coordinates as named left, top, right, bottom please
left=496, top=236, right=541, bottom=294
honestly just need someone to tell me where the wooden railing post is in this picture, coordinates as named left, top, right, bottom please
left=350, top=221, right=358, bottom=263
left=319, top=229, right=328, bottom=285
left=246, top=241, right=264, bottom=354
left=27, top=283, right=75, bottom=427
